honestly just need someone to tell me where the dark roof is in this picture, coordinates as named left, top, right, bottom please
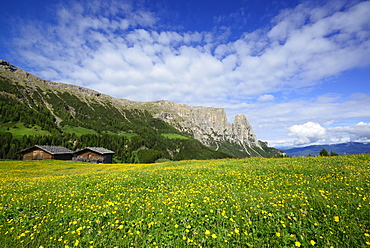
left=18, top=145, right=74, bottom=155
left=75, top=147, right=115, bottom=155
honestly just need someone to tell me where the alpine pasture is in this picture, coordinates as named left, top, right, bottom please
left=1, top=155, right=369, bottom=247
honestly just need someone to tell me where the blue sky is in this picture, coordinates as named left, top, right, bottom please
left=1, top=0, right=370, bottom=147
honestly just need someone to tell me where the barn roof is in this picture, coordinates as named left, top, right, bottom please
left=75, top=147, right=115, bottom=155
left=18, top=145, right=74, bottom=155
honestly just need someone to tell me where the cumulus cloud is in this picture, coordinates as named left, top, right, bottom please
left=286, top=121, right=370, bottom=146
left=288, top=122, right=327, bottom=145
left=329, top=122, right=370, bottom=142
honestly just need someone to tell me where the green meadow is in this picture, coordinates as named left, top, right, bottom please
left=0, top=155, right=369, bottom=247
left=161, top=133, right=190, bottom=140
left=0, top=123, right=51, bottom=139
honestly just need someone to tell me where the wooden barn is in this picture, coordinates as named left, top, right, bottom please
left=74, top=147, right=115, bottom=163
left=18, top=145, right=73, bottom=161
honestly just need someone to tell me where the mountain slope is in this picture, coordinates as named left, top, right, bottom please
left=0, top=59, right=282, bottom=161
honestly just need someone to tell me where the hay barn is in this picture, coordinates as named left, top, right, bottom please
left=74, top=147, right=115, bottom=163
left=18, top=145, right=73, bottom=161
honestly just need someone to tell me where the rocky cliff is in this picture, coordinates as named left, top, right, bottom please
left=144, top=100, right=262, bottom=156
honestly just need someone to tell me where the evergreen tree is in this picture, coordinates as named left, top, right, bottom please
left=330, top=151, right=338, bottom=156
left=319, top=149, right=328, bottom=156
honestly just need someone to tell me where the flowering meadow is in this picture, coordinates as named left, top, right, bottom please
left=0, top=155, right=369, bottom=247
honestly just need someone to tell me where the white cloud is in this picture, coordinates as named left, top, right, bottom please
left=284, top=121, right=370, bottom=147
left=329, top=122, right=370, bottom=142
left=257, top=94, right=275, bottom=102
left=287, top=122, right=327, bottom=145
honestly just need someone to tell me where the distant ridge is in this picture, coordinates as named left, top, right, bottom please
left=282, top=142, right=370, bottom=157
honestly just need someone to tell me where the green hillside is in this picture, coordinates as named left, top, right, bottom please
left=0, top=75, right=230, bottom=162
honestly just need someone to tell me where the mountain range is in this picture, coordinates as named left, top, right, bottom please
left=282, top=142, right=370, bottom=157
left=0, top=59, right=283, bottom=162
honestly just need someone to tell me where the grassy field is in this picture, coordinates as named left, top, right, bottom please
left=0, top=123, right=51, bottom=139
left=0, top=155, right=369, bottom=247
left=161, top=133, right=190, bottom=140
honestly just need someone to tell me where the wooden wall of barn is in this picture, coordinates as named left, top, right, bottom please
left=76, top=151, right=113, bottom=163
left=21, top=148, right=72, bottom=160
left=22, top=149, right=53, bottom=160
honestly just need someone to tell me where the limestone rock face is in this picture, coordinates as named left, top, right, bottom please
left=150, top=100, right=261, bottom=155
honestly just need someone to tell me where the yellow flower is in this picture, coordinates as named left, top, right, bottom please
left=276, top=232, right=281, bottom=237
left=310, top=240, right=316, bottom=246
left=174, top=224, right=179, bottom=228
left=334, top=216, right=340, bottom=222
left=295, top=241, right=301, bottom=247
left=205, top=230, right=211, bottom=235
left=234, top=228, right=239, bottom=234
left=212, top=234, right=217, bottom=239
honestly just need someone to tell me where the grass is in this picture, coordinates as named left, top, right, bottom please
left=117, top=130, right=138, bottom=139
left=0, top=123, right=51, bottom=138
left=0, top=155, right=369, bottom=247
left=162, top=133, right=190, bottom=139
left=101, top=131, right=118, bottom=135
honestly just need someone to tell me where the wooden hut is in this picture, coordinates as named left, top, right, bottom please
left=18, top=145, right=73, bottom=161
left=74, top=147, right=115, bottom=163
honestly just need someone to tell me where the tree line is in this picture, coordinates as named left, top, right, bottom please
left=0, top=131, right=229, bottom=163
left=319, top=149, right=338, bottom=156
